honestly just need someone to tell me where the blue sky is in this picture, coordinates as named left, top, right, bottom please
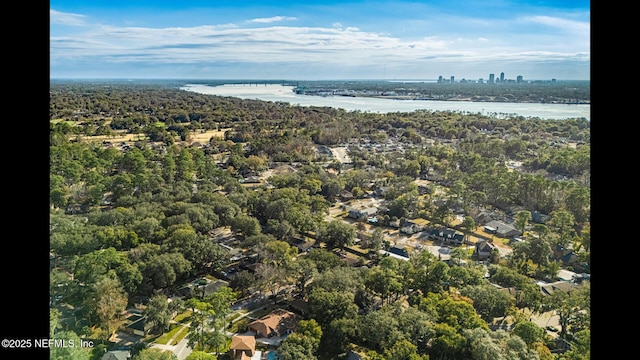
left=50, top=1, right=590, bottom=80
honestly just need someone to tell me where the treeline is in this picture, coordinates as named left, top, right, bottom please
left=290, top=80, right=590, bottom=103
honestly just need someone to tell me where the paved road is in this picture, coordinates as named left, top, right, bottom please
left=149, top=324, right=192, bottom=360
left=173, top=337, right=192, bottom=360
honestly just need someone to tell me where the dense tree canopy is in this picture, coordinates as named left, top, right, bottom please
left=49, top=81, right=589, bottom=360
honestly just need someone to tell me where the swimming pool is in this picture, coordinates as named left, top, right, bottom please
left=267, top=351, right=280, bottom=360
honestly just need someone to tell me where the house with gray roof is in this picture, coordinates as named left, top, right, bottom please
left=483, top=220, right=520, bottom=238
left=474, top=240, right=497, bottom=260
left=101, top=350, right=131, bottom=360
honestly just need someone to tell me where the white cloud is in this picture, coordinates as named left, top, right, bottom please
left=50, top=21, right=589, bottom=69
left=49, top=7, right=590, bottom=79
left=248, top=16, right=297, bottom=23
left=50, top=9, right=87, bottom=26
left=526, top=16, right=590, bottom=34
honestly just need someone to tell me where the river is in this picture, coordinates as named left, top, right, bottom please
left=180, top=83, right=590, bottom=121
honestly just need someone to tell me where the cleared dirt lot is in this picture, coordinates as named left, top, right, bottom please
left=74, top=126, right=230, bottom=145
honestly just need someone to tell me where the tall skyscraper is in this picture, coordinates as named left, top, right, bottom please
left=516, top=75, right=523, bottom=84
left=450, top=75, right=455, bottom=83
left=500, top=72, right=505, bottom=83
left=488, top=74, right=495, bottom=84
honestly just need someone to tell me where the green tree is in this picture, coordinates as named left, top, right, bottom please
left=185, top=298, right=216, bottom=352
left=416, top=292, right=489, bottom=332
left=317, top=220, right=356, bottom=250
left=308, top=288, right=358, bottom=328
left=49, top=330, right=92, bottom=360
left=229, top=270, right=257, bottom=298
left=290, top=258, right=318, bottom=298
left=563, top=186, right=590, bottom=224
left=361, top=227, right=385, bottom=252
left=90, top=276, right=128, bottom=339
left=140, top=252, right=192, bottom=292
left=133, top=348, right=178, bottom=360
left=357, top=306, right=402, bottom=352
left=144, top=294, right=172, bottom=334
left=559, top=329, right=590, bottom=360
left=263, top=240, right=298, bottom=267
left=230, top=214, right=261, bottom=237
left=184, top=351, right=215, bottom=360
left=449, top=247, right=469, bottom=266
left=460, top=216, right=476, bottom=244
left=542, top=282, right=590, bottom=340
left=514, top=210, right=532, bottom=236
left=74, top=247, right=125, bottom=285
left=511, top=321, right=545, bottom=346
left=279, top=333, right=319, bottom=360
left=548, top=210, right=576, bottom=248
left=365, top=267, right=403, bottom=305
left=306, top=248, right=344, bottom=273
left=429, top=323, right=467, bottom=360
left=463, top=328, right=540, bottom=360
left=384, top=339, right=430, bottom=360
left=460, top=284, right=515, bottom=322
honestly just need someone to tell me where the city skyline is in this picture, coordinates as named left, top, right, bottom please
left=50, top=0, right=590, bottom=80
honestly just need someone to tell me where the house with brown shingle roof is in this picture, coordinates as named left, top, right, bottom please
left=247, top=308, right=300, bottom=338
left=229, top=335, right=257, bottom=360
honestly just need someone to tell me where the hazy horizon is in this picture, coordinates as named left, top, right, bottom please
left=51, top=0, right=590, bottom=81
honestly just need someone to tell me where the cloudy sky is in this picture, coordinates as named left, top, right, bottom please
left=50, top=0, right=590, bottom=81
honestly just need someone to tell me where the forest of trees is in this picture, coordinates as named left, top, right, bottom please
left=48, top=81, right=589, bottom=360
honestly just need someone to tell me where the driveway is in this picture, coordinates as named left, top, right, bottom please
left=148, top=325, right=193, bottom=360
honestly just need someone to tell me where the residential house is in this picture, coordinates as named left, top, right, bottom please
left=427, top=227, right=464, bottom=245
left=401, top=218, right=429, bottom=234
left=346, top=351, right=364, bottom=360
left=483, top=220, right=520, bottom=238
left=247, top=309, right=300, bottom=339
left=124, top=313, right=152, bottom=336
left=557, top=269, right=577, bottom=282
left=491, top=283, right=518, bottom=297
left=474, top=240, right=496, bottom=260
left=532, top=210, right=550, bottom=224
left=240, top=176, right=262, bottom=184
left=339, top=190, right=354, bottom=200
left=552, top=245, right=579, bottom=267
left=101, top=350, right=131, bottom=360
left=348, top=206, right=379, bottom=219
left=374, top=186, right=389, bottom=197
left=291, top=236, right=315, bottom=253
left=229, top=335, right=259, bottom=360
left=537, top=281, right=576, bottom=297
left=202, top=279, right=230, bottom=297
left=389, top=246, right=409, bottom=258
left=378, top=245, right=410, bottom=261
left=470, top=208, right=497, bottom=224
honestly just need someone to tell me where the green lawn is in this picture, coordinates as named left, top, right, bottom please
left=170, top=326, right=190, bottom=345
left=174, top=310, right=193, bottom=323
left=155, top=324, right=186, bottom=345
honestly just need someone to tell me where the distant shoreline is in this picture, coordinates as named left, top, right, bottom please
left=182, top=84, right=590, bottom=120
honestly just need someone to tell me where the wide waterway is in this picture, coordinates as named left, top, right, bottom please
left=181, top=83, right=590, bottom=121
